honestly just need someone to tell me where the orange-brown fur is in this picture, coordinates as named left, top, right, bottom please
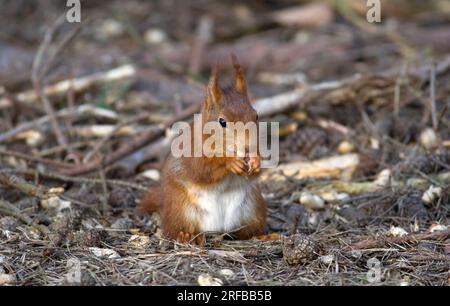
left=139, top=55, right=266, bottom=244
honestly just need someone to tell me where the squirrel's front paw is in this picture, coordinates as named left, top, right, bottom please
left=226, top=158, right=247, bottom=176
left=247, top=155, right=261, bottom=176
left=176, top=231, right=205, bottom=245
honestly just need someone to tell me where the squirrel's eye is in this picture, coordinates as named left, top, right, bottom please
left=219, top=118, right=226, bottom=128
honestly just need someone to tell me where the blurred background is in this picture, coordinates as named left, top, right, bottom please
left=2, top=0, right=450, bottom=95
left=0, top=0, right=449, bottom=286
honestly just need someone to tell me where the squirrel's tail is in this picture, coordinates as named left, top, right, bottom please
left=137, top=185, right=162, bottom=215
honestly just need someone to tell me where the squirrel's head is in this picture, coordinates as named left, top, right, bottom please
left=202, top=54, right=259, bottom=157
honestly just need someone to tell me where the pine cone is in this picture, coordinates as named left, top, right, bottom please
left=282, top=234, right=322, bottom=266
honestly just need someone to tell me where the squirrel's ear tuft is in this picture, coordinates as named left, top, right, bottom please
left=231, top=53, right=247, bottom=95
left=206, top=65, right=222, bottom=107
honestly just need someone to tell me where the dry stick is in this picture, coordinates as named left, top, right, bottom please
left=10, top=64, right=136, bottom=104
left=393, top=61, right=408, bottom=118
left=38, top=20, right=86, bottom=81
left=0, top=148, right=72, bottom=169
left=0, top=118, right=44, bottom=143
left=109, top=136, right=171, bottom=176
left=30, top=15, right=65, bottom=85
left=99, top=167, right=109, bottom=213
left=316, top=118, right=351, bottom=135
left=72, top=124, right=145, bottom=139
left=39, top=140, right=94, bottom=157
left=31, top=16, right=68, bottom=148
left=350, top=229, right=450, bottom=250
left=253, top=75, right=361, bottom=117
left=0, top=92, right=47, bottom=117
left=430, top=61, right=438, bottom=130
left=311, top=171, right=450, bottom=196
left=189, top=15, right=214, bottom=75
left=0, top=172, right=63, bottom=199
left=34, top=88, right=68, bottom=147
left=65, top=84, right=76, bottom=139
left=83, top=111, right=154, bottom=162
left=35, top=21, right=86, bottom=157
left=0, top=199, right=49, bottom=235
left=409, top=54, right=450, bottom=83
left=0, top=202, right=33, bottom=227
left=0, top=206, right=32, bottom=226
left=1, top=168, right=147, bottom=191
left=263, top=153, right=360, bottom=180
left=60, top=127, right=164, bottom=175
left=0, top=104, right=118, bottom=143
left=335, top=0, right=416, bottom=59
left=60, top=102, right=201, bottom=176
left=57, top=76, right=363, bottom=176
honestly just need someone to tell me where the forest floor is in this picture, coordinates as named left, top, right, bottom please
left=0, top=1, right=449, bottom=285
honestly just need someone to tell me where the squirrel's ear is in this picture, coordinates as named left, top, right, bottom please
left=206, top=65, right=222, bottom=107
left=231, top=53, right=247, bottom=95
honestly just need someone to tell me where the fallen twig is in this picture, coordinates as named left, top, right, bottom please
left=0, top=168, right=147, bottom=191
left=0, top=199, right=33, bottom=225
left=0, top=104, right=118, bottom=143
left=263, top=153, right=360, bottom=181
left=253, top=76, right=360, bottom=117
left=0, top=199, right=49, bottom=235
left=254, top=54, right=450, bottom=118
left=38, top=19, right=86, bottom=81
left=59, top=102, right=201, bottom=176
left=0, top=65, right=136, bottom=106
left=83, top=111, right=154, bottom=162
left=31, top=15, right=68, bottom=147
left=0, top=172, right=64, bottom=199
left=350, top=228, right=450, bottom=250
left=430, top=61, right=438, bottom=130
left=189, top=15, right=214, bottom=75
left=108, top=136, right=171, bottom=177
left=304, top=170, right=450, bottom=198
left=335, top=0, right=416, bottom=59
left=60, top=126, right=165, bottom=176
left=0, top=148, right=72, bottom=169
left=73, top=125, right=145, bottom=138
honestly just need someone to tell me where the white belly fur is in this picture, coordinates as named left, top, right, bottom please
left=187, top=175, right=258, bottom=233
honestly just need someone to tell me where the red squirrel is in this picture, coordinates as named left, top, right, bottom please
left=139, top=55, right=266, bottom=244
